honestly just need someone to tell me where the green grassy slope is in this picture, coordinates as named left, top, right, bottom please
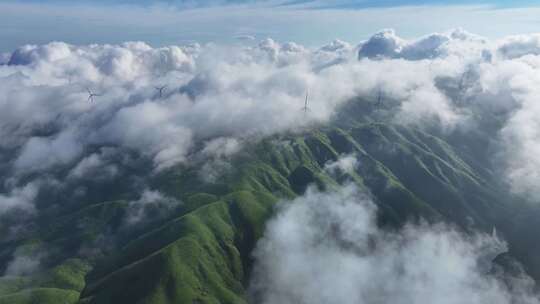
left=0, top=259, right=90, bottom=304
left=76, top=122, right=515, bottom=304
left=0, top=107, right=524, bottom=303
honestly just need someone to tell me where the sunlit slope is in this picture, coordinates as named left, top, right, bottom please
left=0, top=121, right=514, bottom=304
left=71, top=123, right=512, bottom=304
left=0, top=259, right=90, bottom=304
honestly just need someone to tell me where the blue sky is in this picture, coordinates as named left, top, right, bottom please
left=5, top=0, right=539, bottom=8
left=1, top=0, right=540, bottom=52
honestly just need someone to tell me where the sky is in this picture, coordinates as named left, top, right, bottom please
left=1, top=0, right=540, bottom=51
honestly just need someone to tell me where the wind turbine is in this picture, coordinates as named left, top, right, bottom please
left=86, top=88, right=102, bottom=103
left=376, top=86, right=383, bottom=106
left=458, top=72, right=467, bottom=92
left=155, top=85, right=167, bottom=98
left=302, top=91, right=310, bottom=115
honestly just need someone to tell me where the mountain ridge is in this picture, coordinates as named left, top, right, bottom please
left=0, top=100, right=537, bottom=304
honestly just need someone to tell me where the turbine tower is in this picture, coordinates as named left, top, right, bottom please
left=376, top=86, right=383, bottom=105
left=302, top=91, right=309, bottom=114
left=86, top=88, right=102, bottom=103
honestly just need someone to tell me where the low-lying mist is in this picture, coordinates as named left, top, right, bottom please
left=2, top=29, right=540, bottom=275
left=249, top=185, right=537, bottom=304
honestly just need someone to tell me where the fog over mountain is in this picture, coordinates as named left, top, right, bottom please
left=3, top=29, right=540, bottom=303
left=250, top=184, right=536, bottom=304
left=3, top=29, right=540, bottom=213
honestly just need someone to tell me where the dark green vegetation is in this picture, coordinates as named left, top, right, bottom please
left=0, top=99, right=538, bottom=303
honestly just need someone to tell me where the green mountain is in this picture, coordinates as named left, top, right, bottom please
left=0, top=99, right=538, bottom=304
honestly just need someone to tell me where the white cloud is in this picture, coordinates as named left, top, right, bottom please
left=497, top=34, right=540, bottom=60
left=324, top=153, right=358, bottom=175
left=125, top=189, right=181, bottom=224
left=15, top=129, right=83, bottom=173
left=0, top=52, right=11, bottom=65
left=2, top=29, right=540, bottom=209
left=358, top=28, right=488, bottom=60
left=0, top=183, right=38, bottom=216
left=3, top=245, right=43, bottom=277
left=96, top=100, right=194, bottom=171
left=68, top=152, right=118, bottom=180
left=358, top=29, right=405, bottom=59
left=197, top=137, right=242, bottom=183
left=202, top=137, right=241, bottom=158
left=250, top=185, right=537, bottom=304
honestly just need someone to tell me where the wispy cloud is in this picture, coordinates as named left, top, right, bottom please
left=1, top=1, right=540, bottom=51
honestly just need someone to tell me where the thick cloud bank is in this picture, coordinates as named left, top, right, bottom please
left=249, top=186, right=537, bottom=304
left=3, top=29, right=540, bottom=218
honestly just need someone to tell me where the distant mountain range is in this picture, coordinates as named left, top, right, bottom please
left=1, top=96, right=538, bottom=304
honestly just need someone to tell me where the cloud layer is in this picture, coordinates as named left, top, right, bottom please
left=3, top=28, right=540, bottom=217
left=249, top=185, right=536, bottom=304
